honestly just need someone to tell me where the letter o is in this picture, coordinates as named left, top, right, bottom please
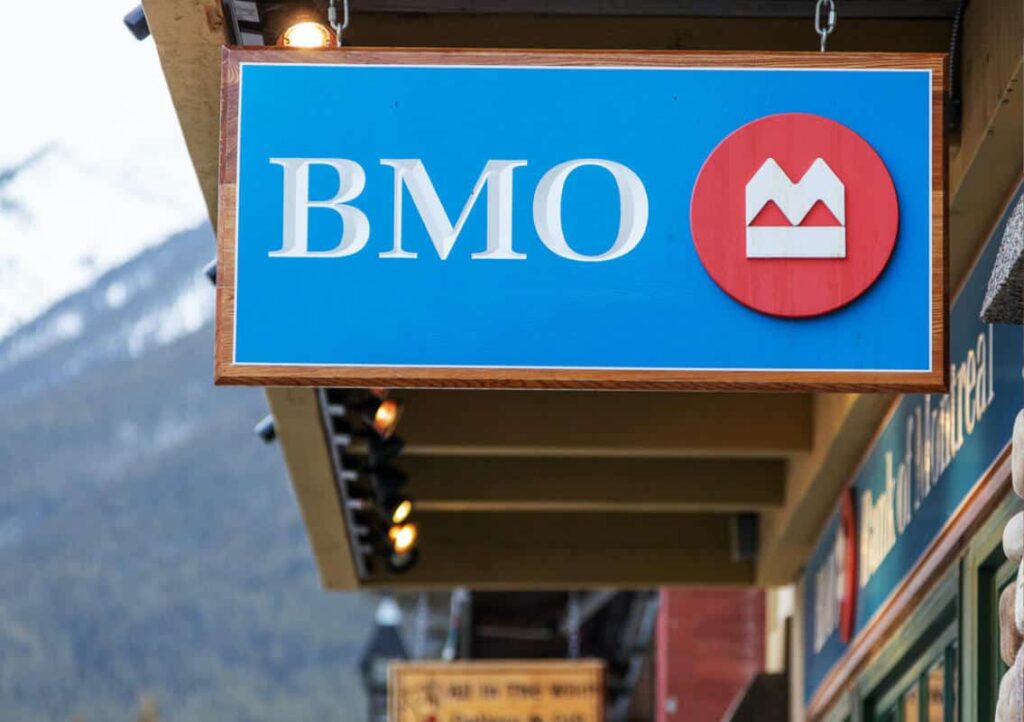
left=532, top=159, right=649, bottom=262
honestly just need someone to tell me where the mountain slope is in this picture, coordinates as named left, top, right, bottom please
left=0, top=226, right=374, bottom=722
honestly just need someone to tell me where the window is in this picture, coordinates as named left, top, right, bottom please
left=861, top=564, right=958, bottom=722
left=870, top=635, right=957, bottom=722
left=974, top=530, right=1016, bottom=720
left=963, top=491, right=1019, bottom=722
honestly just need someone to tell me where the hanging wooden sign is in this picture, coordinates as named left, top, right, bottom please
left=388, top=660, right=605, bottom=722
left=217, top=48, right=946, bottom=390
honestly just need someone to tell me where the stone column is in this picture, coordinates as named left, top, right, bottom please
left=982, top=184, right=1023, bottom=721
left=996, top=411, right=1024, bottom=721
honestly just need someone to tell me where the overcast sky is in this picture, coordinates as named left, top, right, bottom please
left=0, top=1, right=208, bottom=336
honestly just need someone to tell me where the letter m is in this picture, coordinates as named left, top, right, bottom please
left=380, top=159, right=527, bottom=260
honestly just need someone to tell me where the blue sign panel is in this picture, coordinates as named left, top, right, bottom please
left=803, top=182, right=1024, bottom=704
left=219, top=50, right=943, bottom=388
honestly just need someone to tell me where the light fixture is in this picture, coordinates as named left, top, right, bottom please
left=203, top=259, right=217, bottom=286
left=253, top=414, right=276, bottom=444
left=279, top=20, right=334, bottom=48
left=368, top=434, right=405, bottom=465
left=391, top=498, right=413, bottom=525
left=361, top=398, right=403, bottom=438
left=387, top=547, right=419, bottom=573
left=380, top=492, right=413, bottom=525
left=385, top=522, right=419, bottom=572
left=389, top=522, right=418, bottom=555
left=370, top=464, right=408, bottom=493
left=124, top=6, right=150, bottom=40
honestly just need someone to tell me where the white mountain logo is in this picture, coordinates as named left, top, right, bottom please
left=745, top=158, right=846, bottom=259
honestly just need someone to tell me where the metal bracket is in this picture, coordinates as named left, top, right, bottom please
left=222, top=0, right=264, bottom=46
left=947, top=0, right=970, bottom=132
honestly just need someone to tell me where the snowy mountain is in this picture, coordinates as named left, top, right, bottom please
left=0, top=226, right=374, bottom=722
left=0, top=0, right=209, bottom=338
left=0, top=224, right=216, bottom=405
left=0, top=144, right=206, bottom=340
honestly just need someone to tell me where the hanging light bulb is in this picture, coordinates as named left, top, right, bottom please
left=279, top=20, right=333, bottom=48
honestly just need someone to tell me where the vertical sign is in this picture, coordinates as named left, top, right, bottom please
left=803, top=181, right=1024, bottom=709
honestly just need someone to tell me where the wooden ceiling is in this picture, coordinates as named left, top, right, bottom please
left=143, top=0, right=1022, bottom=589
left=282, top=1, right=962, bottom=19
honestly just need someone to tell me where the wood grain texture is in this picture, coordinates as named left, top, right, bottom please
left=264, top=387, right=360, bottom=588
left=390, top=389, right=813, bottom=457
left=217, top=47, right=947, bottom=391
left=404, top=456, right=786, bottom=512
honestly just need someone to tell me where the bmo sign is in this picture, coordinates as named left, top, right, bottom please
left=217, top=49, right=945, bottom=390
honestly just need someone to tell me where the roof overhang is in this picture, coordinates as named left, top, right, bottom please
left=142, top=0, right=1022, bottom=589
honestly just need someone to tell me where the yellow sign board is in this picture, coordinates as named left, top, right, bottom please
left=389, top=660, right=604, bottom=722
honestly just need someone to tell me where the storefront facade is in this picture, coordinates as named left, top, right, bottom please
left=800, top=182, right=1024, bottom=721
left=137, top=0, right=1023, bottom=717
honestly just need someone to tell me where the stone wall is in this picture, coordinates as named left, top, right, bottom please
left=997, top=411, right=1024, bottom=721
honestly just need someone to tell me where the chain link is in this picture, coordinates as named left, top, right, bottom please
left=815, top=0, right=836, bottom=52
left=328, top=0, right=349, bottom=47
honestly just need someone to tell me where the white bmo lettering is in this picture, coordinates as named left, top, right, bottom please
left=267, top=158, right=650, bottom=262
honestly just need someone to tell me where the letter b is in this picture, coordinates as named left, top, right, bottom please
left=269, top=158, right=370, bottom=257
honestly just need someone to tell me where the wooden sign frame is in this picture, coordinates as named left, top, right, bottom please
left=217, top=47, right=947, bottom=391
left=388, top=659, right=605, bottom=722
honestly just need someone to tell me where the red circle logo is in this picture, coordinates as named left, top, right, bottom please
left=690, top=113, right=899, bottom=318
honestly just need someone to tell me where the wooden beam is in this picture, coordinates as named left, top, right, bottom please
left=758, top=393, right=893, bottom=585
left=142, top=0, right=226, bottom=222
left=296, top=16, right=952, bottom=56
left=345, top=1, right=959, bottom=18
left=356, top=512, right=756, bottom=588
left=948, top=0, right=1023, bottom=288
left=264, top=387, right=358, bottom=588
left=403, top=456, right=785, bottom=512
left=393, top=391, right=813, bottom=457
left=363, top=548, right=753, bottom=589
left=413, top=510, right=735, bottom=549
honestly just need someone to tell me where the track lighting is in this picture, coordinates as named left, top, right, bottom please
left=124, top=6, right=150, bottom=40
left=330, top=418, right=357, bottom=446
left=320, top=388, right=418, bottom=576
left=253, top=414, right=276, bottom=444
left=370, top=464, right=408, bottom=493
left=368, top=434, right=405, bottom=465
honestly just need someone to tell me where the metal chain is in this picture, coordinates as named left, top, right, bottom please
left=328, top=0, right=349, bottom=47
left=815, top=0, right=836, bottom=52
